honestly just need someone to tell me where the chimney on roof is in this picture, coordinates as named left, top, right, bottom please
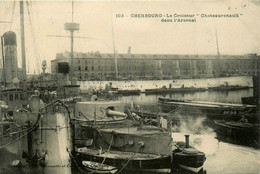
left=127, top=46, right=131, bottom=56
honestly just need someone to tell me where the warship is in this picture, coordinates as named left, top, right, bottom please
left=70, top=99, right=206, bottom=173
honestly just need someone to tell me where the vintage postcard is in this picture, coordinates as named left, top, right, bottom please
left=0, top=0, right=259, bottom=174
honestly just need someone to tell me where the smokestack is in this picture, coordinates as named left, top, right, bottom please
left=3, top=31, right=18, bottom=87
left=185, top=135, right=190, bottom=148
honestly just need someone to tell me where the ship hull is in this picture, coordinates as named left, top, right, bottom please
left=158, top=98, right=256, bottom=120
left=27, top=102, right=72, bottom=174
left=145, top=87, right=206, bottom=95
left=117, top=89, right=140, bottom=96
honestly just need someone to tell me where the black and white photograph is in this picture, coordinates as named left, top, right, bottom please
left=0, top=0, right=259, bottom=174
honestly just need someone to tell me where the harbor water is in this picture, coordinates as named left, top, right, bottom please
left=1, top=89, right=259, bottom=174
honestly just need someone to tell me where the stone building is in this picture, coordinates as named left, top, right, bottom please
left=51, top=51, right=260, bottom=81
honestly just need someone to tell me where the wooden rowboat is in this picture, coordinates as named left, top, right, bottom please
left=82, top=161, right=117, bottom=174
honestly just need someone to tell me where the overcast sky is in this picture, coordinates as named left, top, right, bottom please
left=0, top=0, right=260, bottom=73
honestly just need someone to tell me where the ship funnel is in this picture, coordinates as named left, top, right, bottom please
left=185, top=135, right=190, bottom=148
left=2, top=31, right=19, bottom=87
left=3, top=31, right=17, bottom=45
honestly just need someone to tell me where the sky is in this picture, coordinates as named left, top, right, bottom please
left=0, top=0, right=260, bottom=73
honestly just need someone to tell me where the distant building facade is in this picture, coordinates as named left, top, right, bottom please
left=51, top=51, right=260, bottom=81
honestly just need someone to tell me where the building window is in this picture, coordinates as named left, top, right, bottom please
left=85, top=73, right=88, bottom=79
left=78, top=66, right=81, bottom=71
left=9, top=94, right=13, bottom=101
left=85, top=66, right=88, bottom=71
left=92, top=66, right=94, bottom=70
left=15, top=94, right=19, bottom=101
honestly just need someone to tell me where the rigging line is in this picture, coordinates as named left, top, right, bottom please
left=0, top=127, right=30, bottom=138
left=0, top=125, right=36, bottom=149
left=9, top=1, right=16, bottom=31
left=0, top=113, right=41, bottom=149
left=72, top=1, right=74, bottom=23
left=116, top=153, right=136, bottom=174
left=26, top=1, right=41, bottom=74
left=110, top=13, right=119, bottom=80
left=88, top=133, right=114, bottom=174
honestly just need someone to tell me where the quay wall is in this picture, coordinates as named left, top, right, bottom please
left=77, top=76, right=253, bottom=92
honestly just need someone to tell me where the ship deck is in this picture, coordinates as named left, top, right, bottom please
left=99, top=126, right=166, bottom=135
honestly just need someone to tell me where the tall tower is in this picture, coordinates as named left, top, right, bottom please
left=2, top=31, right=19, bottom=87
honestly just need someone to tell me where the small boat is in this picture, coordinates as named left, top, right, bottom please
left=172, top=135, right=206, bottom=173
left=214, top=120, right=259, bottom=147
left=77, top=148, right=171, bottom=173
left=208, top=84, right=249, bottom=91
left=82, top=161, right=117, bottom=174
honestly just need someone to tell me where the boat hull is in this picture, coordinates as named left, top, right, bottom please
left=214, top=120, right=259, bottom=147
left=75, top=149, right=171, bottom=172
left=172, top=145, right=206, bottom=173
left=82, top=161, right=117, bottom=174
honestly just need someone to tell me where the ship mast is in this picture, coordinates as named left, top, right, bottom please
left=215, top=29, right=220, bottom=78
left=112, top=22, right=118, bottom=80
left=20, top=1, right=27, bottom=93
left=1, top=36, right=6, bottom=86
left=64, top=1, right=79, bottom=84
